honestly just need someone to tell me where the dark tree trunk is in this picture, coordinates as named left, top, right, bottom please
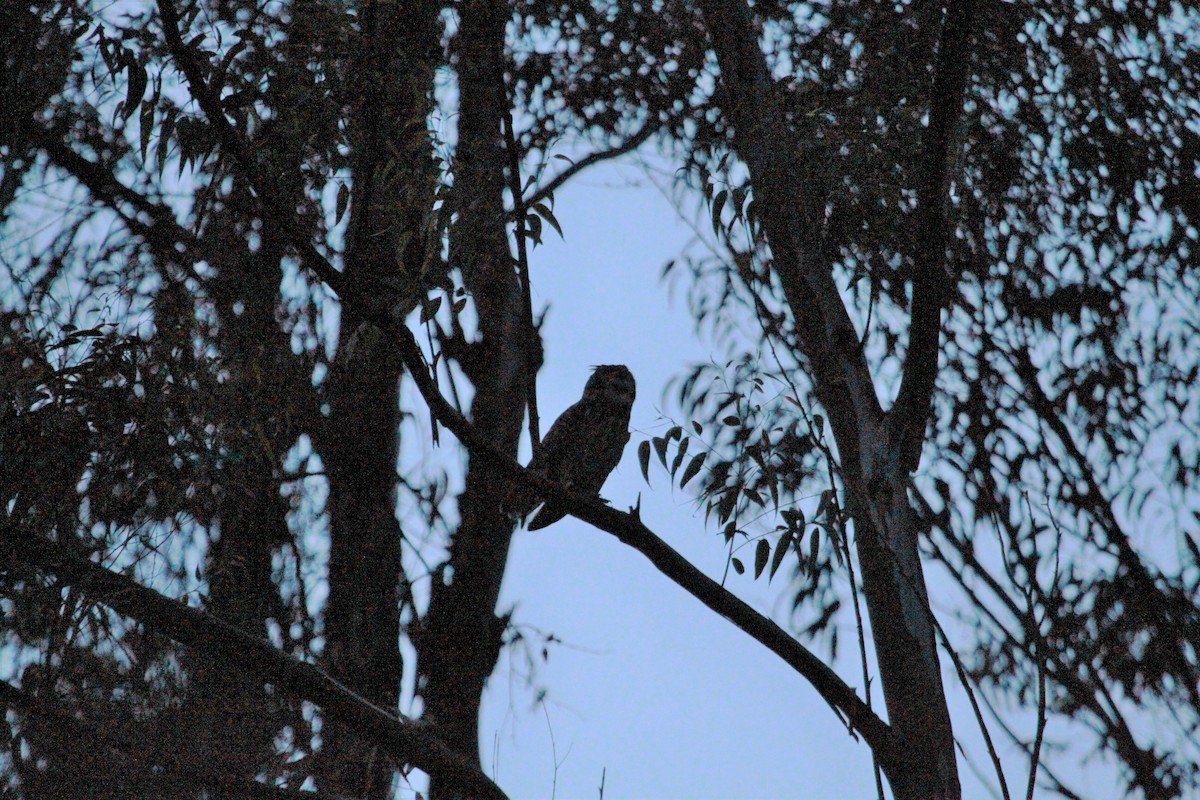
left=175, top=98, right=315, bottom=789
left=318, top=1, right=440, bottom=796
left=695, top=1, right=963, bottom=797
left=419, top=1, right=531, bottom=790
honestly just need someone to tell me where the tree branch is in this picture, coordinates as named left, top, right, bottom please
left=156, top=0, right=360, bottom=305
left=27, top=123, right=203, bottom=268
left=521, top=121, right=659, bottom=211
left=499, top=63, right=542, bottom=454
left=693, top=3, right=963, bottom=796
left=887, top=0, right=978, bottom=474
left=0, top=531, right=508, bottom=800
left=391, top=324, right=900, bottom=770
left=694, top=0, right=884, bottom=491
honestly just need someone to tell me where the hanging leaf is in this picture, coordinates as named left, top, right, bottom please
left=731, top=557, right=744, bottom=575
left=791, top=527, right=807, bottom=558
left=524, top=212, right=543, bottom=244
left=419, top=295, right=443, bottom=323
left=711, top=189, right=727, bottom=236
left=816, top=489, right=831, bottom=519
left=157, top=106, right=177, bottom=178
left=670, top=436, right=690, bottom=477
left=122, top=60, right=147, bottom=121
left=680, top=453, right=706, bottom=488
left=807, top=528, right=821, bottom=574
left=730, top=185, right=747, bottom=222
left=639, top=440, right=651, bottom=483
left=139, top=103, right=154, bottom=161
left=653, top=436, right=669, bottom=468
left=532, top=202, right=563, bottom=239
left=782, top=508, right=806, bottom=530
left=770, top=529, right=792, bottom=580
left=754, top=538, right=769, bottom=579
left=716, top=484, right=739, bottom=524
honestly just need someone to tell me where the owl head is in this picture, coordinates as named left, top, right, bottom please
left=582, top=364, right=636, bottom=408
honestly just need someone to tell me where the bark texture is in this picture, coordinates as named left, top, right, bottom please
left=419, top=0, right=532, bottom=787
left=319, top=1, right=441, bottom=795
left=695, top=0, right=975, bottom=796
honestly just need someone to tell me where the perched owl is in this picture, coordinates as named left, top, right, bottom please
left=517, top=364, right=636, bottom=530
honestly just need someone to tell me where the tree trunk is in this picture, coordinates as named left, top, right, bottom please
left=319, top=1, right=440, bottom=796
left=419, top=1, right=531, bottom=792
left=695, top=1, right=960, bottom=797
left=176, top=93, right=314, bottom=791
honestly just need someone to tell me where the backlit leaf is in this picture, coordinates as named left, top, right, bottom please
left=670, top=436, right=689, bottom=477
left=680, top=453, right=706, bottom=488
left=770, top=529, right=792, bottom=580
left=653, top=436, right=669, bottom=468
left=754, top=538, right=769, bottom=579
left=711, top=189, right=727, bottom=236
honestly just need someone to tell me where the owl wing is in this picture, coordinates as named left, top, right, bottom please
left=527, top=400, right=591, bottom=474
left=507, top=400, right=589, bottom=520
left=527, top=415, right=629, bottom=531
left=574, top=426, right=630, bottom=496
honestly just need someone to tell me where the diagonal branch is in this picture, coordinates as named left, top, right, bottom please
left=29, top=126, right=188, bottom=239
left=26, top=123, right=204, bottom=274
left=155, top=0, right=358, bottom=302
left=391, top=323, right=900, bottom=770
left=521, top=121, right=659, bottom=211
left=1, top=530, right=508, bottom=800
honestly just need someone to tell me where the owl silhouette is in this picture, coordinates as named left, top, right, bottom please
left=518, top=364, right=636, bottom=530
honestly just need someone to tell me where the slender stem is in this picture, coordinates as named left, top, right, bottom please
left=499, top=62, right=541, bottom=454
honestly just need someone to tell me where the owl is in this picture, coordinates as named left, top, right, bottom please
left=517, top=364, right=636, bottom=530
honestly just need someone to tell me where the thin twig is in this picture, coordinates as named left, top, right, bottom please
left=521, top=122, right=659, bottom=211
left=934, top=621, right=1013, bottom=800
